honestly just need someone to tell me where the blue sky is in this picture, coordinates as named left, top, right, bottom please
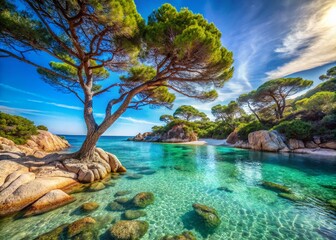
left=0, top=0, right=336, bottom=135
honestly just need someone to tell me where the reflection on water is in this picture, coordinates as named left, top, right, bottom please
left=0, top=136, right=335, bottom=240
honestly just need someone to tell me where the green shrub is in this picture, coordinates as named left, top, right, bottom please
left=37, top=125, right=48, bottom=131
left=0, top=112, right=38, bottom=144
left=321, top=113, right=336, bottom=129
left=237, top=121, right=265, bottom=140
left=272, top=120, right=312, bottom=140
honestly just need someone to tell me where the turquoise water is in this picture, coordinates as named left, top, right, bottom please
left=0, top=136, right=336, bottom=239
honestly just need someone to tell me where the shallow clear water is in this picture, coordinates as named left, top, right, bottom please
left=0, top=136, right=336, bottom=239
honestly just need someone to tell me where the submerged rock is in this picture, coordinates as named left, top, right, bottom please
left=278, top=193, right=302, bottom=202
left=109, top=202, right=127, bottom=211
left=89, top=182, right=105, bottom=191
left=124, top=210, right=147, bottom=220
left=161, top=231, right=197, bottom=240
left=320, top=184, right=336, bottom=190
left=126, top=174, right=143, bottom=180
left=82, top=202, right=99, bottom=212
left=24, top=189, right=75, bottom=217
left=67, top=217, right=96, bottom=238
left=138, top=170, right=156, bottom=175
left=192, top=203, right=221, bottom=228
left=217, top=186, right=233, bottom=193
left=115, top=197, right=131, bottom=204
left=132, top=192, right=155, bottom=208
left=114, top=190, right=132, bottom=197
left=35, top=224, right=68, bottom=240
left=109, top=220, right=149, bottom=240
left=261, top=181, right=291, bottom=193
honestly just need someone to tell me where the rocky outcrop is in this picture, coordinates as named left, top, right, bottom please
left=319, top=141, right=336, bottom=150
left=129, top=124, right=198, bottom=143
left=0, top=130, right=70, bottom=158
left=24, top=189, right=75, bottom=217
left=288, top=139, right=305, bottom=150
left=192, top=203, right=221, bottom=228
left=0, top=147, right=126, bottom=216
left=226, top=130, right=239, bottom=144
left=248, top=130, right=288, bottom=152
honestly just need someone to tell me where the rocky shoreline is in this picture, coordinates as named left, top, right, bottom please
left=0, top=131, right=126, bottom=217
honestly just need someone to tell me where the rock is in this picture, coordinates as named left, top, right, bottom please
left=132, top=192, right=155, bottom=208
left=288, top=139, right=305, bottom=150
left=30, top=130, right=70, bottom=152
left=24, top=189, right=75, bottom=217
left=305, top=141, right=318, bottom=149
left=115, top=190, right=132, bottom=197
left=127, top=173, right=143, bottom=180
left=82, top=202, right=99, bottom=212
left=319, top=141, right=336, bottom=150
left=35, top=224, right=68, bottom=240
left=138, top=170, right=156, bottom=175
left=0, top=160, right=28, bottom=187
left=226, top=130, right=239, bottom=144
left=234, top=140, right=250, bottom=149
left=67, top=217, right=96, bottom=238
left=328, top=199, right=336, bottom=209
left=109, top=220, right=149, bottom=240
left=161, top=231, right=197, bottom=240
left=248, top=130, right=287, bottom=152
left=109, top=202, right=127, bottom=211
left=192, top=203, right=221, bottom=228
left=261, top=181, right=291, bottom=193
left=123, top=210, right=147, bottom=220
left=278, top=193, right=303, bottom=202
left=161, top=124, right=198, bottom=143
left=89, top=182, right=105, bottom=191
left=115, top=197, right=131, bottom=204
left=0, top=176, right=77, bottom=216
left=313, top=136, right=321, bottom=144
left=217, top=186, right=233, bottom=193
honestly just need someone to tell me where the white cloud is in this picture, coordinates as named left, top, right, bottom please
left=0, top=83, right=51, bottom=100
left=267, top=0, right=336, bottom=79
left=0, top=105, right=50, bottom=117
left=94, top=113, right=158, bottom=125
left=28, top=99, right=83, bottom=110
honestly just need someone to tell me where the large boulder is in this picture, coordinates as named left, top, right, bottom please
left=319, top=141, right=336, bottom=150
left=192, top=203, right=221, bottom=228
left=109, top=220, right=149, bottom=240
left=226, top=130, right=239, bottom=144
left=132, top=192, right=155, bottom=208
left=287, top=139, right=305, bottom=150
left=161, top=124, right=197, bottom=143
left=248, top=130, right=288, bottom=152
left=24, top=189, right=75, bottom=217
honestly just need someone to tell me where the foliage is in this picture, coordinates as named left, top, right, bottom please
left=159, top=115, right=174, bottom=124
left=255, top=77, right=313, bottom=119
left=296, top=91, right=336, bottom=114
left=237, top=121, right=266, bottom=140
left=37, top=125, right=48, bottom=131
left=237, top=91, right=262, bottom=122
left=0, top=112, right=38, bottom=144
left=0, top=1, right=234, bottom=158
left=173, top=105, right=208, bottom=121
left=321, top=112, right=336, bottom=129
left=272, top=120, right=312, bottom=140
left=319, top=66, right=336, bottom=81
left=211, top=101, right=244, bottom=127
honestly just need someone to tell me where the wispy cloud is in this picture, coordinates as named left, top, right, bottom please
left=28, top=99, right=83, bottom=110
left=0, top=105, right=51, bottom=117
left=267, top=0, right=336, bottom=79
left=0, top=83, right=52, bottom=100
left=94, top=113, right=158, bottom=125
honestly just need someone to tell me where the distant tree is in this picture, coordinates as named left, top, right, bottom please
left=0, top=112, right=38, bottom=144
left=296, top=91, right=336, bottom=114
left=211, top=101, right=244, bottom=127
left=237, top=91, right=262, bottom=122
left=159, top=114, right=174, bottom=124
left=0, top=2, right=233, bottom=161
left=173, top=105, right=208, bottom=122
left=255, top=78, right=313, bottom=119
left=37, top=125, right=48, bottom=131
left=319, top=66, right=336, bottom=81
